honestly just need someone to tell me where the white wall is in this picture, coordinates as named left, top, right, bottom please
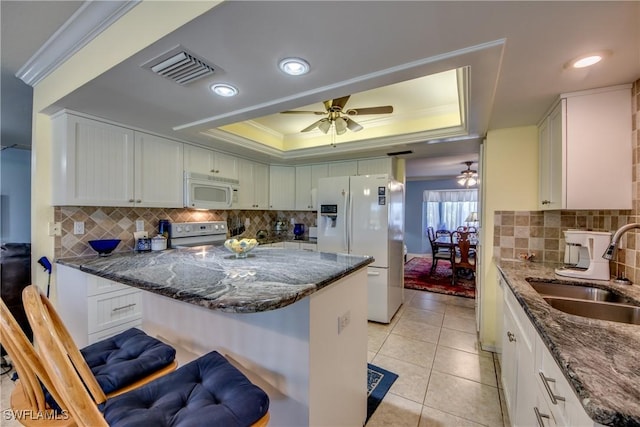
left=1, top=148, right=31, bottom=243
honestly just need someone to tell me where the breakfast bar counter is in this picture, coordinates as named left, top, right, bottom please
left=56, top=246, right=373, bottom=427
left=57, top=246, right=371, bottom=313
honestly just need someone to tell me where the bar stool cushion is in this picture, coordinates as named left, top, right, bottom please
left=101, top=350, right=270, bottom=427
left=81, top=327, right=176, bottom=395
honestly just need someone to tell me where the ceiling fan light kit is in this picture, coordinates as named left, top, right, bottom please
left=457, top=161, right=478, bottom=187
left=281, top=94, right=393, bottom=135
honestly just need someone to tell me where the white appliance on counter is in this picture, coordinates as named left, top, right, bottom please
left=317, top=174, right=404, bottom=323
left=555, top=230, right=612, bottom=280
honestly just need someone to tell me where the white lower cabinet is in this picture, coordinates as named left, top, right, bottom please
left=500, top=274, right=596, bottom=427
left=56, top=265, right=142, bottom=347
left=265, top=241, right=317, bottom=251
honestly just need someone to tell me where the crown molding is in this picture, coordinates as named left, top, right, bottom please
left=16, top=1, right=140, bottom=86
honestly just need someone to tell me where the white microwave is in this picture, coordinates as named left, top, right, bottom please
left=184, top=172, right=239, bottom=210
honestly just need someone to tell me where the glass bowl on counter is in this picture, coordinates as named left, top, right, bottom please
left=224, top=238, right=258, bottom=258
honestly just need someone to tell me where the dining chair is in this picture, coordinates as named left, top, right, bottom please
left=0, top=298, right=73, bottom=426
left=31, top=284, right=178, bottom=403
left=452, top=231, right=476, bottom=284
left=429, top=229, right=455, bottom=274
left=23, top=285, right=270, bottom=427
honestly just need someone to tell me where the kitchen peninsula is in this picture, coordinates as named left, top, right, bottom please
left=56, top=246, right=373, bottom=427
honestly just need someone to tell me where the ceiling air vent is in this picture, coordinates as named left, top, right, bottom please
left=143, top=47, right=216, bottom=85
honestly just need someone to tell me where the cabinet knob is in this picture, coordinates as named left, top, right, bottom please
left=129, top=199, right=135, bottom=203
left=136, top=199, right=142, bottom=203
left=210, top=169, right=219, bottom=174
left=541, top=200, right=551, bottom=205
left=507, top=331, right=516, bottom=342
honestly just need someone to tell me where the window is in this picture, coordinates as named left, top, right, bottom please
left=423, top=189, right=478, bottom=231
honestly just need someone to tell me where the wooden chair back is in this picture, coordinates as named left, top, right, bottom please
left=453, top=231, right=476, bottom=271
left=0, top=298, right=73, bottom=426
left=22, top=285, right=109, bottom=427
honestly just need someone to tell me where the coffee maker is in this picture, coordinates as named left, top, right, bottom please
left=555, top=230, right=612, bottom=280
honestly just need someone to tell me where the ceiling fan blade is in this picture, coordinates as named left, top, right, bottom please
left=330, top=95, right=351, bottom=110
left=301, top=119, right=325, bottom=132
left=346, top=106, right=394, bottom=115
left=346, top=118, right=364, bottom=132
left=280, top=110, right=326, bottom=115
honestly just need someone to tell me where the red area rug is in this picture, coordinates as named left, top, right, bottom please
left=404, top=257, right=475, bottom=299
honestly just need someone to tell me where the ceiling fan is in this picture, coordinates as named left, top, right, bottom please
left=281, top=95, right=393, bottom=135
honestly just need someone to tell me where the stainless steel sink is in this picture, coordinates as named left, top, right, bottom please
left=527, top=280, right=628, bottom=303
left=543, top=297, right=640, bottom=325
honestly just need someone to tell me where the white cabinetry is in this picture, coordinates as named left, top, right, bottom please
left=282, top=241, right=317, bottom=251
left=134, top=132, right=184, bottom=207
left=269, top=166, right=295, bottom=210
left=500, top=275, right=596, bottom=427
left=52, top=113, right=135, bottom=206
left=56, top=264, right=142, bottom=348
left=295, top=166, right=313, bottom=210
left=294, top=166, right=325, bottom=210
left=237, top=158, right=269, bottom=209
left=538, top=85, right=632, bottom=210
left=328, top=161, right=358, bottom=177
left=51, top=113, right=183, bottom=207
left=357, top=158, right=397, bottom=178
left=184, top=145, right=238, bottom=180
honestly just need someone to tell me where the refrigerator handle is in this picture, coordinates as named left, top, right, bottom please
left=345, top=189, right=351, bottom=251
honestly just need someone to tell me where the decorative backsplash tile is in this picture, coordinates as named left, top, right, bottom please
left=55, top=206, right=318, bottom=258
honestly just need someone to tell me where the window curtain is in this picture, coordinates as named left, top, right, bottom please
left=424, top=190, right=478, bottom=232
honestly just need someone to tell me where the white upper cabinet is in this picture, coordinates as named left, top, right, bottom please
left=52, top=114, right=136, bottom=206
left=237, top=158, right=269, bottom=209
left=51, top=113, right=183, bottom=207
left=133, top=132, right=184, bottom=207
left=184, top=145, right=238, bottom=180
left=328, top=161, right=358, bottom=177
left=357, top=158, right=397, bottom=178
left=295, top=166, right=313, bottom=210
left=269, top=165, right=295, bottom=210
left=538, top=85, right=632, bottom=210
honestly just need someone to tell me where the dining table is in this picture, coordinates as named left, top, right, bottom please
left=434, top=231, right=477, bottom=282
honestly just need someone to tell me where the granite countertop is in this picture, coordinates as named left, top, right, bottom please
left=57, top=246, right=372, bottom=314
left=496, top=259, right=640, bottom=426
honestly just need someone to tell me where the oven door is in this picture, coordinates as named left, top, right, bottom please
left=171, top=236, right=225, bottom=248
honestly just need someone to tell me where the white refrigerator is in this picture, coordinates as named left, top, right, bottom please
left=317, top=174, right=404, bottom=323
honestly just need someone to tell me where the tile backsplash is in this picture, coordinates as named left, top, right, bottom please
left=55, top=206, right=318, bottom=258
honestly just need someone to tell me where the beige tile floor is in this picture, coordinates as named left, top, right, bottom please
left=367, top=287, right=509, bottom=427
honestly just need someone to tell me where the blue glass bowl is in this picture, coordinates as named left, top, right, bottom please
left=88, top=239, right=121, bottom=256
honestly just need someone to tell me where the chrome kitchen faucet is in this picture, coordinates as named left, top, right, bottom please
left=602, top=223, right=640, bottom=284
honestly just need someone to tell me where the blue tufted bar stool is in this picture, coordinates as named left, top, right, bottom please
left=34, top=285, right=177, bottom=400
left=23, top=285, right=270, bottom=427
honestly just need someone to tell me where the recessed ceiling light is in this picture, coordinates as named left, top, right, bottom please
left=565, top=51, right=611, bottom=69
left=210, top=83, right=238, bottom=97
left=278, top=58, right=310, bottom=76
